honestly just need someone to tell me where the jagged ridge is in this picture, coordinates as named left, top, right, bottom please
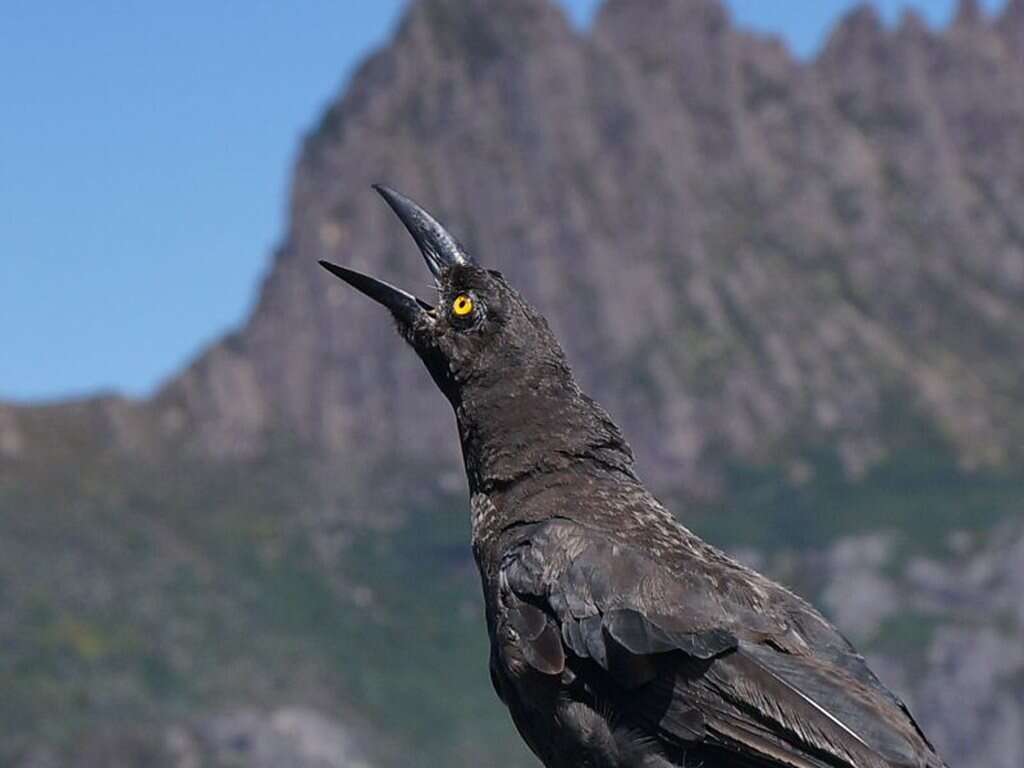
left=7, top=0, right=1024, bottom=497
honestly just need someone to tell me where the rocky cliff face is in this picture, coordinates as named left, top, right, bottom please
left=3, top=1, right=1024, bottom=766
left=134, top=0, right=1024, bottom=496
left=6, top=0, right=1024, bottom=491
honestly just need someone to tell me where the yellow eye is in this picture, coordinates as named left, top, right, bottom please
left=452, top=294, right=474, bottom=317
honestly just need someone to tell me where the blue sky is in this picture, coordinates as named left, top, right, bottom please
left=1, top=0, right=1008, bottom=402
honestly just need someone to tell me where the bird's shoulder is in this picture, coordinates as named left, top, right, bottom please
left=503, top=514, right=780, bottom=610
left=496, top=516, right=794, bottom=653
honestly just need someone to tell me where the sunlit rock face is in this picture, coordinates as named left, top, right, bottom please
left=109, top=0, right=1023, bottom=498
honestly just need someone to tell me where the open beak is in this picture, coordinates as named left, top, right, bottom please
left=317, top=260, right=431, bottom=325
left=318, top=185, right=474, bottom=323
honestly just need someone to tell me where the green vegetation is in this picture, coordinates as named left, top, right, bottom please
left=691, top=445, right=1023, bottom=556
left=869, top=611, right=944, bottom=678
left=0, top=446, right=533, bottom=766
left=1, top=435, right=1020, bottom=766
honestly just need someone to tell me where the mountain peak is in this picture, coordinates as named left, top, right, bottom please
left=820, top=3, right=885, bottom=62
left=997, top=0, right=1024, bottom=52
left=954, top=0, right=983, bottom=27
left=595, top=0, right=730, bottom=42
left=398, top=0, right=571, bottom=64
left=1003, top=0, right=1024, bottom=21
left=895, top=7, right=930, bottom=41
left=835, top=3, right=884, bottom=35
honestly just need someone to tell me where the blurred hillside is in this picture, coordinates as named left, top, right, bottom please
left=2, top=0, right=1023, bottom=766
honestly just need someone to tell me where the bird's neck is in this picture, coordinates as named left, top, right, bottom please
left=455, top=371, right=640, bottom=536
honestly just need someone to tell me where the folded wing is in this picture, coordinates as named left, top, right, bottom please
left=498, top=519, right=944, bottom=768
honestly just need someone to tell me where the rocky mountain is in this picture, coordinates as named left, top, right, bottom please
left=2, top=1, right=1023, bottom=766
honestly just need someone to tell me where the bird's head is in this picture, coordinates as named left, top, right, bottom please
left=321, top=185, right=634, bottom=491
left=320, top=185, right=568, bottom=408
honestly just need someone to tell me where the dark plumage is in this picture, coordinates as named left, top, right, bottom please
left=320, top=187, right=946, bottom=768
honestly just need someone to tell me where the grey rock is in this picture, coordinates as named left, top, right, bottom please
left=193, top=708, right=374, bottom=768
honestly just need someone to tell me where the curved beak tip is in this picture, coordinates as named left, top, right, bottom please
left=371, top=184, right=474, bottom=276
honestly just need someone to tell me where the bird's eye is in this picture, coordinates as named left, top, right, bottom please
left=452, top=294, right=474, bottom=317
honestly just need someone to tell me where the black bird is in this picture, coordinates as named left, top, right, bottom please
left=320, top=187, right=946, bottom=768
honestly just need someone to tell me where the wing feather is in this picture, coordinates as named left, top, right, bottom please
left=498, top=519, right=944, bottom=768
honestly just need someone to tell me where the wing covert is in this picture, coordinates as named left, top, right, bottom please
left=500, top=519, right=738, bottom=685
